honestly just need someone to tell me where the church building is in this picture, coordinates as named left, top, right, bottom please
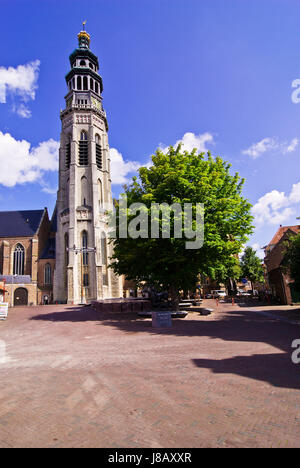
left=0, top=26, right=123, bottom=306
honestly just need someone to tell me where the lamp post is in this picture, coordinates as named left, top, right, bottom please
left=67, top=245, right=96, bottom=304
left=10, top=274, right=17, bottom=307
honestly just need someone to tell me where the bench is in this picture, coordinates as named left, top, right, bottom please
left=0, top=303, right=8, bottom=320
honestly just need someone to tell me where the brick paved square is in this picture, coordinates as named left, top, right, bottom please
left=0, top=301, right=299, bottom=448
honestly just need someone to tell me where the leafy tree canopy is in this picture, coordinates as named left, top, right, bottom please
left=240, top=246, right=264, bottom=286
left=285, top=233, right=300, bottom=290
left=110, top=146, right=253, bottom=303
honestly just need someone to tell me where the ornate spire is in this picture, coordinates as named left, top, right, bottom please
left=77, top=21, right=90, bottom=49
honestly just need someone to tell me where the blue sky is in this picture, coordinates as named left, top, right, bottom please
left=0, top=0, right=300, bottom=257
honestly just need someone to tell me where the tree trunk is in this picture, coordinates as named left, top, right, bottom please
left=170, top=286, right=180, bottom=312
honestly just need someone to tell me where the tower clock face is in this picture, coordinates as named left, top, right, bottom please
left=91, top=97, right=101, bottom=110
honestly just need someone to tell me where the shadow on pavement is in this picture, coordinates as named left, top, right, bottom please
left=30, top=305, right=300, bottom=390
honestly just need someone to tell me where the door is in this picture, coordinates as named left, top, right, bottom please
left=14, top=288, right=28, bottom=306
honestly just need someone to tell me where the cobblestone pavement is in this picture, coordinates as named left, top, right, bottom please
left=0, top=301, right=300, bottom=448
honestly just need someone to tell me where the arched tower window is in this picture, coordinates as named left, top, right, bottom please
left=83, top=76, right=88, bottom=90
left=79, top=131, right=88, bottom=166
left=95, top=82, right=99, bottom=94
left=64, top=233, right=69, bottom=288
left=82, top=231, right=89, bottom=287
left=65, top=135, right=71, bottom=169
left=13, top=244, right=25, bottom=275
left=82, top=231, right=88, bottom=266
left=101, top=233, right=108, bottom=285
left=80, top=60, right=86, bottom=67
left=44, top=263, right=52, bottom=285
left=77, top=76, right=82, bottom=90
left=95, top=134, right=102, bottom=169
left=81, top=176, right=89, bottom=206
left=90, top=78, right=94, bottom=91
left=98, top=179, right=103, bottom=207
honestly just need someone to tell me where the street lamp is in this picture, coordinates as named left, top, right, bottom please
left=67, top=245, right=96, bottom=304
left=10, top=274, right=17, bottom=307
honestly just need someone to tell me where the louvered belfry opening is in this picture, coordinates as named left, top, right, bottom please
left=79, top=131, right=88, bottom=165
left=95, top=134, right=102, bottom=169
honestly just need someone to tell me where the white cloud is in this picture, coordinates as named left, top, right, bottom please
left=109, top=131, right=215, bottom=185
left=242, top=138, right=277, bottom=159
left=289, top=182, right=300, bottom=204
left=284, top=137, right=298, bottom=153
left=0, top=131, right=59, bottom=188
left=160, top=131, right=214, bottom=154
left=251, top=243, right=265, bottom=259
left=0, top=60, right=40, bottom=117
left=109, top=147, right=141, bottom=185
left=15, top=103, right=32, bottom=119
left=252, top=184, right=300, bottom=228
left=243, top=137, right=298, bottom=159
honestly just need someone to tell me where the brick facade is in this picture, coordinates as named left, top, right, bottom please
left=0, top=209, right=54, bottom=306
left=264, top=225, right=300, bottom=305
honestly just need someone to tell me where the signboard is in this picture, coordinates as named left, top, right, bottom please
left=0, top=303, right=8, bottom=318
left=152, top=311, right=172, bottom=328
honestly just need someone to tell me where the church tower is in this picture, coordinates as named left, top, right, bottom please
left=54, top=25, right=123, bottom=304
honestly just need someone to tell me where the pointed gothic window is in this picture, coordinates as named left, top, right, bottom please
left=79, top=131, right=88, bottom=166
left=101, top=233, right=108, bottom=285
left=82, top=231, right=88, bottom=266
left=95, top=134, right=102, bottom=169
left=81, top=176, right=89, bottom=206
left=98, top=179, right=103, bottom=207
left=13, top=244, right=25, bottom=275
left=64, top=233, right=69, bottom=288
left=44, top=263, right=52, bottom=285
left=82, top=230, right=89, bottom=287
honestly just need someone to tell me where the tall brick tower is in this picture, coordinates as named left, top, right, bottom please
left=53, top=25, right=122, bottom=304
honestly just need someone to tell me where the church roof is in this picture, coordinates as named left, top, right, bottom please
left=0, top=275, right=32, bottom=284
left=0, top=210, right=46, bottom=238
left=266, top=225, right=300, bottom=248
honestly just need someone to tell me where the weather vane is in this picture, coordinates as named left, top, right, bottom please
left=82, top=20, right=87, bottom=31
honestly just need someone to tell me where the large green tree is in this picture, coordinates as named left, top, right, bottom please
left=110, top=146, right=253, bottom=309
left=285, top=233, right=300, bottom=291
left=240, top=246, right=265, bottom=290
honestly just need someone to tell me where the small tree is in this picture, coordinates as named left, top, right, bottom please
left=110, top=146, right=253, bottom=310
left=240, top=247, right=264, bottom=290
left=285, top=233, right=300, bottom=291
